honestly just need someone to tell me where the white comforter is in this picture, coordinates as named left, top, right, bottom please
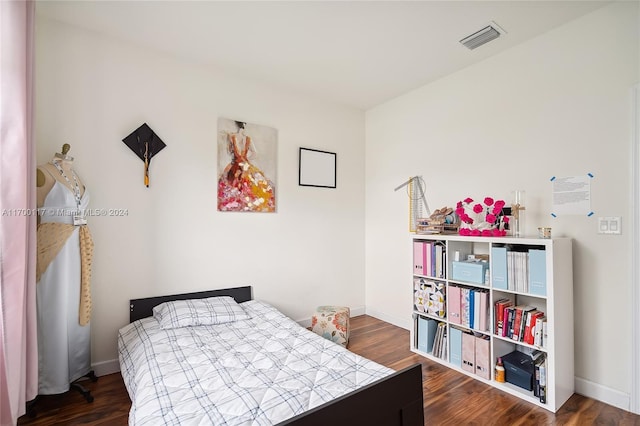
left=118, top=300, right=393, bottom=425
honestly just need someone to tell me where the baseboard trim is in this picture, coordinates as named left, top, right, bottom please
left=575, top=376, right=630, bottom=412
left=92, top=359, right=120, bottom=376
left=364, top=307, right=411, bottom=331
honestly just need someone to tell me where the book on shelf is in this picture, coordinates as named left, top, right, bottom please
left=511, top=305, right=535, bottom=342
left=477, top=290, right=489, bottom=332
left=461, top=288, right=471, bottom=329
left=432, top=322, right=447, bottom=358
left=533, top=353, right=546, bottom=399
left=504, top=306, right=515, bottom=338
left=534, top=315, right=546, bottom=346
left=434, top=242, right=446, bottom=279
left=525, top=311, right=545, bottom=345
left=432, top=321, right=443, bottom=356
left=538, top=356, right=547, bottom=403
left=494, top=299, right=512, bottom=336
left=425, top=242, right=433, bottom=277
left=506, top=249, right=530, bottom=293
left=440, top=326, right=448, bottom=360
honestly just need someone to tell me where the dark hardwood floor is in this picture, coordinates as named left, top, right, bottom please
left=19, top=315, right=640, bottom=425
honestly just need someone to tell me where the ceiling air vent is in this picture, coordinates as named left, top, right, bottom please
left=460, top=22, right=504, bottom=50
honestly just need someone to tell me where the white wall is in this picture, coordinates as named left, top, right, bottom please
left=365, top=1, right=639, bottom=410
left=35, top=17, right=366, bottom=370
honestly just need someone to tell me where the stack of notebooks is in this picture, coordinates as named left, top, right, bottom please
left=413, top=240, right=446, bottom=279
left=494, top=299, right=547, bottom=347
left=448, top=285, right=489, bottom=332
left=491, top=246, right=547, bottom=296
left=416, top=317, right=447, bottom=360
left=532, top=350, right=548, bottom=403
left=431, top=322, right=448, bottom=360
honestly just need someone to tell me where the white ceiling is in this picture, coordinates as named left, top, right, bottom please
left=36, top=1, right=612, bottom=110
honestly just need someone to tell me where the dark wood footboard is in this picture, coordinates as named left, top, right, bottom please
left=279, top=363, right=424, bottom=426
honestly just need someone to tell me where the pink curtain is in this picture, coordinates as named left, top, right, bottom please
left=0, top=1, right=38, bottom=425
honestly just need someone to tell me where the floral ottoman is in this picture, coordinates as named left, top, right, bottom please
left=310, top=306, right=350, bottom=347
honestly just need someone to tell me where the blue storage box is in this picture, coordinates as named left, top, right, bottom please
left=416, top=316, right=437, bottom=354
left=452, top=261, right=489, bottom=284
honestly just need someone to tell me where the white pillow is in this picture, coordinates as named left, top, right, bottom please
left=152, top=296, right=250, bottom=329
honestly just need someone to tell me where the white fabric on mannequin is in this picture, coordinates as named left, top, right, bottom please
left=36, top=178, right=91, bottom=394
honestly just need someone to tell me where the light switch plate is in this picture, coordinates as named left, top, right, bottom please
left=598, top=217, right=621, bottom=234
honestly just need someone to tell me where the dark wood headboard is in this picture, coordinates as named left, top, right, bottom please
left=129, top=285, right=253, bottom=323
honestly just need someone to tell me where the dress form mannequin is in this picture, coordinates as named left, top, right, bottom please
left=35, top=144, right=95, bottom=401
left=36, top=144, right=85, bottom=209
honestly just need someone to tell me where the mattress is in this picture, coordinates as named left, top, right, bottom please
left=118, top=300, right=394, bottom=425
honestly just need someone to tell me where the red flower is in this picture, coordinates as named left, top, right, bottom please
left=455, top=207, right=465, bottom=216
left=486, top=213, right=496, bottom=223
left=494, top=200, right=506, bottom=210
left=502, top=216, right=510, bottom=223
left=459, top=228, right=471, bottom=236
left=332, top=312, right=348, bottom=333
left=473, top=203, right=483, bottom=214
left=481, top=229, right=492, bottom=237
left=484, top=197, right=494, bottom=206
left=464, top=197, right=474, bottom=204
left=470, top=229, right=481, bottom=236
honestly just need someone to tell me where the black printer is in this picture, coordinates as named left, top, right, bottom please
left=501, top=350, right=534, bottom=391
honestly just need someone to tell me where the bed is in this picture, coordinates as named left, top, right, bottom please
left=118, top=286, right=424, bottom=425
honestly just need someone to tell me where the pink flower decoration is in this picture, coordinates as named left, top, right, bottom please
left=456, top=196, right=507, bottom=237
left=502, top=216, right=510, bottom=223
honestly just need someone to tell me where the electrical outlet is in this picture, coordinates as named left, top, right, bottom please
left=598, top=217, right=621, bottom=235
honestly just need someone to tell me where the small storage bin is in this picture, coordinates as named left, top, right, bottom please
left=452, top=260, right=489, bottom=284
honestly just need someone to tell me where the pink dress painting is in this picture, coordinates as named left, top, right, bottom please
left=217, top=118, right=277, bottom=212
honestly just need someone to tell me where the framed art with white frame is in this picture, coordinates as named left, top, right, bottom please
left=298, top=147, right=336, bottom=188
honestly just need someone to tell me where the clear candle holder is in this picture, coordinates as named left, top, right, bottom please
left=511, top=190, right=526, bottom=237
